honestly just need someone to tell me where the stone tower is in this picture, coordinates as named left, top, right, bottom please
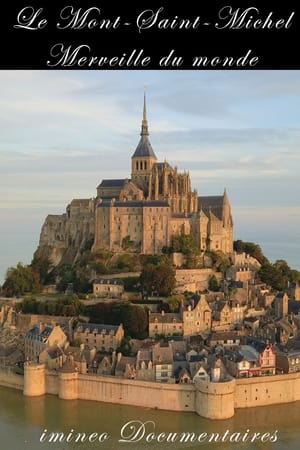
left=131, top=92, right=158, bottom=193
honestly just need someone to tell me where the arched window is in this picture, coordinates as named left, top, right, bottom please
left=136, top=161, right=139, bottom=170
left=144, top=161, right=147, bottom=170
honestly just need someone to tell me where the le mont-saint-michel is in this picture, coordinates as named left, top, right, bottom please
left=1, top=94, right=300, bottom=420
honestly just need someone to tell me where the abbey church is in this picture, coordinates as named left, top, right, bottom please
left=36, top=95, right=234, bottom=266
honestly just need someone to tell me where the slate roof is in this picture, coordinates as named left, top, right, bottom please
left=239, top=345, right=259, bottom=362
left=149, top=313, right=182, bottom=324
left=198, top=195, right=224, bottom=220
left=46, top=346, right=64, bottom=359
left=93, top=278, right=124, bottom=286
left=132, top=136, right=157, bottom=158
left=98, top=179, right=127, bottom=188
left=76, top=323, right=120, bottom=335
left=26, top=325, right=53, bottom=342
left=152, top=343, right=173, bottom=365
left=115, top=356, right=136, bottom=374
left=98, top=200, right=169, bottom=208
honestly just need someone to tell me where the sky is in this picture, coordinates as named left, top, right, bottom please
left=0, top=70, right=300, bottom=284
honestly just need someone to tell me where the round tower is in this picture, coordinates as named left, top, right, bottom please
left=23, top=362, right=46, bottom=397
left=195, top=378, right=236, bottom=419
left=58, top=355, right=78, bottom=400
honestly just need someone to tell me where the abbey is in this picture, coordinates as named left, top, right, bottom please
left=36, top=95, right=233, bottom=265
left=93, top=94, right=233, bottom=255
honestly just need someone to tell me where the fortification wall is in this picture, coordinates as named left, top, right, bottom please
left=235, top=373, right=300, bottom=409
left=45, top=370, right=59, bottom=395
left=175, top=269, right=222, bottom=292
left=195, top=378, right=236, bottom=419
left=19, top=365, right=300, bottom=420
left=76, top=374, right=195, bottom=412
left=0, top=367, right=23, bottom=390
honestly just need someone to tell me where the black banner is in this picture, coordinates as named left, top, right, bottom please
left=2, top=1, right=300, bottom=69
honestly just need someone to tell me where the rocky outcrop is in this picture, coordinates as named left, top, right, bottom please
left=34, top=198, right=96, bottom=267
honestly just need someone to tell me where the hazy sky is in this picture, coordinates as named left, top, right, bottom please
left=1, top=70, right=300, bottom=283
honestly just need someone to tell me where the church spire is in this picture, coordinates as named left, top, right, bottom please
left=141, top=89, right=149, bottom=136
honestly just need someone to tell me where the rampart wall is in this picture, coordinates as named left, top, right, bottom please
left=18, top=364, right=300, bottom=420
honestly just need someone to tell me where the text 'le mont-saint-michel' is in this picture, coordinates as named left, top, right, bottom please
left=14, top=5, right=295, bottom=68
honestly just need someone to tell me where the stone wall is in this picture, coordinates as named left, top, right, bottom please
left=235, top=373, right=300, bottom=409
left=19, top=364, right=300, bottom=420
left=175, top=269, right=222, bottom=293
left=16, top=314, right=71, bottom=332
left=0, top=367, right=23, bottom=390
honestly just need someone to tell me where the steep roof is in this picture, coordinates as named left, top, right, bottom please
left=198, top=195, right=224, bottom=220
left=132, top=136, right=157, bottom=158
left=98, top=179, right=127, bottom=188
left=132, top=93, right=157, bottom=159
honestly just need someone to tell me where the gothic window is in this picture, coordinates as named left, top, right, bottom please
left=136, top=162, right=138, bottom=170
left=144, top=161, right=147, bottom=170
left=140, top=161, right=143, bottom=170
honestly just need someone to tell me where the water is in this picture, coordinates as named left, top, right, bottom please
left=0, top=385, right=299, bottom=450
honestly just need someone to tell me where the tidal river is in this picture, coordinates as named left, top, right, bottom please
left=0, top=385, right=299, bottom=450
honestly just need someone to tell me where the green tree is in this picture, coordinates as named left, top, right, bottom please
left=258, top=261, right=285, bottom=291
left=3, top=263, right=41, bottom=296
left=172, top=234, right=200, bottom=268
left=166, top=294, right=183, bottom=312
left=118, top=337, right=132, bottom=356
left=140, top=263, right=176, bottom=297
left=234, top=240, right=266, bottom=264
left=121, top=304, right=148, bottom=339
left=55, top=264, right=77, bottom=292
left=208, top=275, right=219, bottom=292
left=31, top=255, right=54, bottom=285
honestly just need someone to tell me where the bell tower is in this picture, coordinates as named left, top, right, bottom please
left=131, top=92, right=157, bottom=192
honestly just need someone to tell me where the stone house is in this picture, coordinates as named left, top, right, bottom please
left=135, top=347, right=155, bottom=381
left=276, top=350, right=300, bottom=374
left=224, top=345, right=261, bottom=378
left=225, top=339, right=277, bottom=378
left=231, top=301, right=247, bottom=325
left=39, top=345, right=65, bottom=370
left=210, top=357, right=229, bottom=382
left=188, top=353, right=208, bottom=375
left=255, top=322, right=277, bottom=344
left=191, top=364, right=210, bottom=382
left=276, top=318, right=298, bottom=345
left=93, top=278, right=124, bottom=298
left=182, top=295, right=212, bottom=336
left=152, top=342, right=174, bottom=382
left=97, top=355, right=114, bottom=376
left=148, top=312, right=183, bottom=338
left=274, top=292, right=289, bottom=318
left=208, top=331, right=241, bottom=349
left=73, top=323, right=124, bottom=353
left=212, top=301, right=233, bottom=329
left=115, top=354, right=136, bottom=379
left=24, top=324, right=68, bottom=361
